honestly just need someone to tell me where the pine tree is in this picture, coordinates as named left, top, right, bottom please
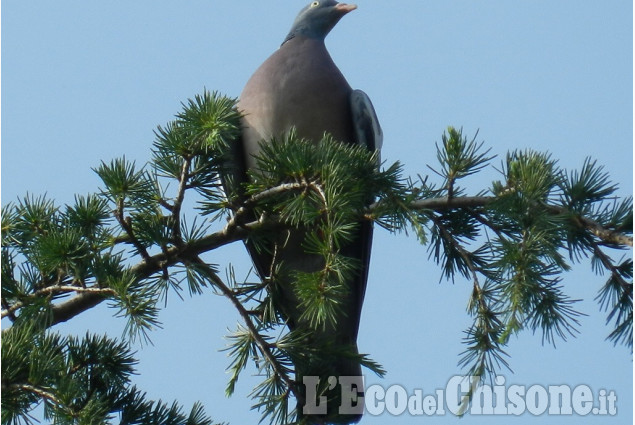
left=2, top=90, right=632, bottom=424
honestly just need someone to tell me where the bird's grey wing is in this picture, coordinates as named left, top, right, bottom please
left=350, top=89, right=383, bottom=154
left=345, top=89, right=382, bottom=337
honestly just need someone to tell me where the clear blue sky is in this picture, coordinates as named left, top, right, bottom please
left=2, top=1, right=633, bottom=424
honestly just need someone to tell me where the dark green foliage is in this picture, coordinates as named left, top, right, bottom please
left=389, top=129, right=631, bottom=413
left=431, top=127, right=493, bottom=199
left=1, top=91, right=242, bottom=425
left=152, top=90, right=242, bottom=206
left=94, top=158, right=159, bottom=211
left=2, top=92, right=631, bottom=425
left=1, top=324, right=216, bottom=425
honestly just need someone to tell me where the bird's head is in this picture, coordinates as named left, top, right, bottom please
left=282, top=1, right=357, bottom=45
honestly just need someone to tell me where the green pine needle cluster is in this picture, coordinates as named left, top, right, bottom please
left=1, top=324, right=216, bottom=425
left=2, top=90, right=631, bottom=425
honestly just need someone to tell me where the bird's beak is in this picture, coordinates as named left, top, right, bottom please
left=335, top=3, right=358, bottom=14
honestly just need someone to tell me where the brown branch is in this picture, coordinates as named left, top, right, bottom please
left=225, top=182, right=305, bottom=229
left=4, top=383, right=64, bottom=407
left=593, top=244, right=631, bottom=291
left=400, top=196, right=633, bottom=247
left=369, top=195, right=493, bottom=212
left=559, top=208, right=633, bottom=247
left=411, top=196, right=491, bottom=210
left=468, top=208, right=508, bottom=241
left=115, top=198, right=152, bottom=261
left=158, top=198, right=174, bottom=212
left=2, top=286, right=116, bottom=320
left=49, top=289, right=110, bottom=326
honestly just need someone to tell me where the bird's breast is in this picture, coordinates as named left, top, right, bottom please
left=238, top=38, right=355, bottom=170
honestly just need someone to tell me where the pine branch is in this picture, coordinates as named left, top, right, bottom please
left=49, top=290, right=112, bottom=325
left=429, top=213, right=481, bottom=283
left=4, top=98, right=632, bottom=425
left=402, top=196, right=633, bottom=247
left=593, top=243, right=633, bottom=347
left=47, top=219, right=267, bottom=326
left=547, top=204, right=633, bottom=247
left=3, top=383, right=64, bottom=407
left=43, top=194, right=631, bottom=327
left=468, top=208, right=509, bottom=240
left=1, top=286, right=116, bottom=320
left=225, top=182, right=305, bottom=232
left=429, top=213, right=507, bottom=373
left=188, top=256, right=302, bottom=406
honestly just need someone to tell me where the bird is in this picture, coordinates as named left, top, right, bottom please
left=228, top=2, right=382, bottom=423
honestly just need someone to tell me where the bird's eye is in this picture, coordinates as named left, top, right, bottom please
left=310, top=1, right=320, bottom=7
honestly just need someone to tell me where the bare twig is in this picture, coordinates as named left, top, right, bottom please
left=158, top=198, right=175, bottom=212
left=429, top=214, right=483, bottom=293
left=170, top=157, right=192, bottom=245
left=593, top=244, right=631, bottom=291
left=115, top=198, right=152, bottom=261
left=3, top=383, right=64, bottom=408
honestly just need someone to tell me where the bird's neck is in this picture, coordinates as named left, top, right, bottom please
left=281, top=29, right=326, bottom=47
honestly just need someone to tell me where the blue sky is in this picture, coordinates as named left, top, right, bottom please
left=2, top=1, right=633, bottom=424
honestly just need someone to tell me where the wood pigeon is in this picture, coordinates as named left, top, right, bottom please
left=230, top=2, right=382, bottom=423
